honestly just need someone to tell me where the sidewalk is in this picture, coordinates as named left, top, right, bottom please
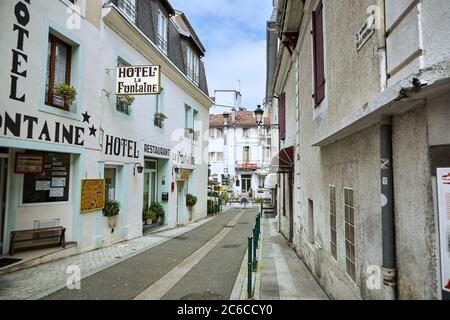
left=231, top=215, right=328, bottom=300
left=258, top=216, right=328, bottom=300
left=0, top=216, right=214, bottom=300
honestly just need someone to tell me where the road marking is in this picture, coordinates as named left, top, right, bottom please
left=134, top=210, right=245, bottom=300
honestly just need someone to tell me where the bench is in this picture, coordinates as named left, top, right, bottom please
left=9, top=226, right=66, bottom=256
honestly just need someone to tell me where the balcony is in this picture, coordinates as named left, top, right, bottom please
left=111, top=0, right=136, bottom=22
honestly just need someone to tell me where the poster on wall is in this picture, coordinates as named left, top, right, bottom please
left=80, top=179, right=106, bottom=213
left=437, top=168, right=450, bottom=293
left=15, top=153, right=44, bottom=174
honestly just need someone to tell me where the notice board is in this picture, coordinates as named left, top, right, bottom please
left=80, top=179, right=105, bottom=213
left=437, top=168, right=450, bottom=293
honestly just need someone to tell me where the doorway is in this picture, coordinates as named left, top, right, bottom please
left=177, top=181, right=185, bottom=226
left=143, top=160, right=158, bottom=210
left=0, top=154, right=8, bottom=255
left=241, top=174, right=252, bottom=194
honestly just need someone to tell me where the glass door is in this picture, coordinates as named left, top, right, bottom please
left=143, top=160, right=158, bottom=209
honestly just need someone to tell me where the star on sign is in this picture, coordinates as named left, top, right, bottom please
left=82, top=111, right=91, bottom=124
left=89, top=125, right=97, bottom=137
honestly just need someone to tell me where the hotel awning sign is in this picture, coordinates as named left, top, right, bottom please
left=116, top=65, right=160, bottom=95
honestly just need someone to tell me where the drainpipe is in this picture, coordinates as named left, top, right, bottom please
left=376, top=0, right=388, bottom=91
left=380, top=116, right=397, bottom=300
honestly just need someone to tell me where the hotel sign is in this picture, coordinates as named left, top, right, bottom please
left=116, top=65, right=160, bottom=95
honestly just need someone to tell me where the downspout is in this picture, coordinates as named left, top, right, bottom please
left=377, top=0, right=397, bottom=300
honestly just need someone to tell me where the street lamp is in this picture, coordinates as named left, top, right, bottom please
left=254, top=105, right=264, bottom=126
left=254, top=105, right=279, bottom=129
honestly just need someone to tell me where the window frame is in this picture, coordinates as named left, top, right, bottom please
left=157, top=8, right=168, bottom=54
left=46, top=34, right=73, bottom=111
left=329, top=185, right=337, bottom=261
left=344, top=187, right=356, bottom=281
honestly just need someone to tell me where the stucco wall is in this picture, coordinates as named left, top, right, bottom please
left=392, top=106, right=438, bottom=300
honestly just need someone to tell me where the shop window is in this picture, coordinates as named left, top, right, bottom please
left=104, top=167, right=117, bottom=202
left=46, top=34, right=73, bottom=111
left=23, top=152, right=71, bottom=204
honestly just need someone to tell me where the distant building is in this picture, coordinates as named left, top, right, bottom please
left=209, top=90, right=242, bottom=114
left=208, top=109, right=271, bottom=199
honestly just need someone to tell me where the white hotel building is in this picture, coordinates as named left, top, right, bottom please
left=0, top=0, right=212, bottom=257
left=209, top=92, right=272, bottom=198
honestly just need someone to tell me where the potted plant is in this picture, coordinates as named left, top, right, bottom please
left=186, top=194, right=197, bottom=208
left=154, top=112, right=167, bottom=127
left=118, top=95, right=135, bottom=107
left=103, top=200, right=120, bottom=233
left=53, top=83, right=77, bottom=108
left=149, top=202, right=165, bottom=224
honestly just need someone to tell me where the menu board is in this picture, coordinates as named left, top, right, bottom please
left=80, top=179, right=105, bottom=213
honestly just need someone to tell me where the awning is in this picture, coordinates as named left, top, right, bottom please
left=270, top=146, right=294, bottom=173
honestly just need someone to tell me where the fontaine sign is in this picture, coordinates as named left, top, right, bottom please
left=116, top=65, right=160, bottom=95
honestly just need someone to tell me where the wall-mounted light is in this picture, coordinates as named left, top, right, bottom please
left=133, top=163, right=144, bottom=175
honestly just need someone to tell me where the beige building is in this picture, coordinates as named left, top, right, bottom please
left=268, top=0, right=450, bottom=300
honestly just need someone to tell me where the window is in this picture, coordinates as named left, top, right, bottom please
left=209, top=128, right=215, bottom=138
left=116, top=58, right=132, bottom=115
left=312, top=0, right=325, bottom=106
left=23, top=152, right=71, bottom=204
left=209, top=152, right=215, bottom=163
left=330, top=186, right=337, bottom=260
left=157, top=9, right=168, bottom=53
left=344, top=188, right=356, bottom=281
left=216, top=152, right=223, bottom=162
left=243, top=146, right=250, bottom=163
left=186, top=46, right=200, bottom=85
left=243, top=128, right=250, bottom=138
left=279, top=93, right=286, bottom=140
left=216, top=128, right=223, bottom=138
left=117, top=0, right=136, bottom=21
left=154, top=88, right=165, bottom=128
left=308, top=199, right=314, bottom=243
left=46, top=34, right=72, bottom=110
left=259, top=176, right=265, bottom=188
left=105, top=167, right=117, bottom=202
left=193, top=110, right=199, bottom=141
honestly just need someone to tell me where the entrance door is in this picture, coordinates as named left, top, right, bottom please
left=177, top=182, right=185, bottom=226
left=0, top=156, right=8, bottom=254
left=143, top=160, right=158, bottom=210
left=241, top=175, right=252, bottom=194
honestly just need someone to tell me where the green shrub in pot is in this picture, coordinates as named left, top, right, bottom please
left=103, top=200, right=120, bottom=217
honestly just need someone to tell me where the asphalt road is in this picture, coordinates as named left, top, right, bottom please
left=43, top=207, right=258, bottom=300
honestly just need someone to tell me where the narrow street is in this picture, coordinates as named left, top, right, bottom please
left=43, top=208, right=257, bottom=300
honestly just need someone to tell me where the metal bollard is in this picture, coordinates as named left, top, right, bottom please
left=247, top=237, right=253, bottom=299
left=252, top=229, right=257, bottom=271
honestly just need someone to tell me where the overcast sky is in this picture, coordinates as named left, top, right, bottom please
left=170, top=0, right=273, bottom=110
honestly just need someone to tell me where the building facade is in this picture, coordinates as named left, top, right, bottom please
left=0, top=0, right=211, bottom=256
left=269, top=0, right=450, bottom=300
left=209, top=109, right=271, bottom=199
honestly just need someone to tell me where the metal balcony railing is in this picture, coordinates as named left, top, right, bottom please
left=111, top=0, right=136, bottom=22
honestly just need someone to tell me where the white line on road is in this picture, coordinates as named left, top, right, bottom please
left=134, top=210, right=245, bottom=300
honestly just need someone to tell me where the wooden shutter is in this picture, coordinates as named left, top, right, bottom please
left=312, top=0, right=325, bottom=106
left=279, top=92, right=286, bottom=141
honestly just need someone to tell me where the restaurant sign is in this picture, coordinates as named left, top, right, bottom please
left=116, top=65, right=160, bottom=95
left=144, top=143, right=171, bottom=159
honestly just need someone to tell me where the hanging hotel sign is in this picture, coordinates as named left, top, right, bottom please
left=177, top=169, right=190, bottom=182
left=144, top=143, right=171, bottom=159
left=356, top=11, right=375, bottom=51
left=116, top=65, right=160, bottom=95
left=437, top=168, right=450, bottom=293
left=80, top=179, right=105, bottom=213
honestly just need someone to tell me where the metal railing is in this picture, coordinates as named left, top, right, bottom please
left=247, top=210, right=262, bottom=299
left=111, top=0, right=136, bottom=22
